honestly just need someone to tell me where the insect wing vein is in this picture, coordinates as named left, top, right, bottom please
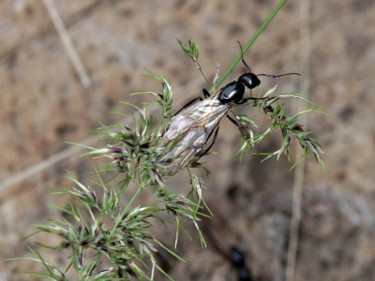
left=159, top=95, right=232, bottom=169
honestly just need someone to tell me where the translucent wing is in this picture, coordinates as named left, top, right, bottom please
left=158, top=93, right=232, bottom=172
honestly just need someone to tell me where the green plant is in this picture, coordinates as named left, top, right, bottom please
left=9, top=1, right=325, bottom=280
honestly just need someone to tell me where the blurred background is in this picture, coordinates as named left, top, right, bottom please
left=1, top=0, right=374, bottom=280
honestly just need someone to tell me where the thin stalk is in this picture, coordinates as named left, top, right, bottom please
left=210, top=0, right=289, bottom=93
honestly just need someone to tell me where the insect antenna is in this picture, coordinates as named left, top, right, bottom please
left=236, top=41, right=301, bottom=79
left=257, top=72, right=301, bottom=78
left=237, top=40, right=252, bottom=73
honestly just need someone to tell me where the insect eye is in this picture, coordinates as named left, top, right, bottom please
left=238, top=73, right=261, bottom=89
left=219, top=82, right=245, bottom=104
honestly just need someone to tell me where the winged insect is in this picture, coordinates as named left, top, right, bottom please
left=157, top=43, right=299, bottom=174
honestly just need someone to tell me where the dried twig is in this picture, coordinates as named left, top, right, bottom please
left=42, top=0, right=91, bottom=88
left=285, top=1, right=312, bottom=280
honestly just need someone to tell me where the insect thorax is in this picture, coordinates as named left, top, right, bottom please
left=218, top=82, right=245, bottom=104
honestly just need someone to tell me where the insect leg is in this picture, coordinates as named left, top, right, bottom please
left=226, top=114, right=250, bottom=140
left=174, top=87, right=213, bottom=116
left=202, top=88, right=211, bottom=98
left=236, top=96, right=265, bottom=105
left=195, top=126, right=220, bottom=162
left=174, top=97, right=203, bottom=116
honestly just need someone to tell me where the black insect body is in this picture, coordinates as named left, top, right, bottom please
left=218, top=73, right=261, bottom=104
left=230, top=246, right=253, bottom=281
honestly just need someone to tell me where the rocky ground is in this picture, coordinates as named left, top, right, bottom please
left=1, top=0, right=375, bottom=280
